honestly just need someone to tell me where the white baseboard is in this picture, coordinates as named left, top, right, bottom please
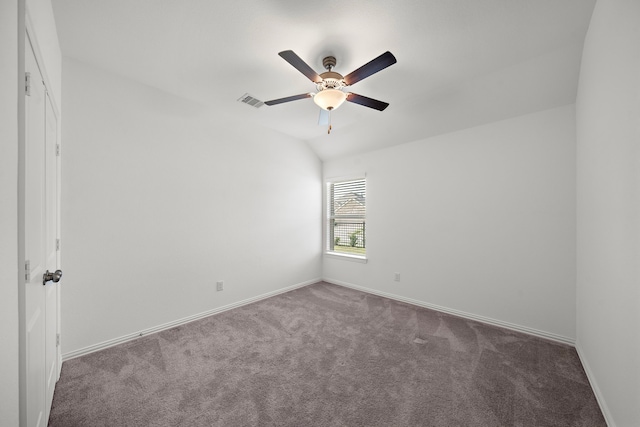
left=575, top=342, right=615, bottom=427
left=62, top=278, right=320, bottom=361
left=323, top=277, right=575, bottom=346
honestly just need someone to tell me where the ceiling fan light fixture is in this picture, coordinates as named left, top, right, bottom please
left=313, top=89, right=347, bottom=111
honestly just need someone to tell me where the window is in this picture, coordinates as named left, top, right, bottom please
left=326, top=178, right=366, bottom=258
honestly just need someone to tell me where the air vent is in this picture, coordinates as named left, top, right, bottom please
left=237, top=93, right=264, bottom=108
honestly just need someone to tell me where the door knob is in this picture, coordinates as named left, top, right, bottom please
left=43, top=269, right=62, bottom=285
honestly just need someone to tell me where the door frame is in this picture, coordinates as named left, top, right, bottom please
left=18, top=5, right=63, bottom=425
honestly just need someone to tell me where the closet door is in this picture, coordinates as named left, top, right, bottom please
left=44, top=84, right=59, bottom=422
left=24, top=31, right=61, bottom=427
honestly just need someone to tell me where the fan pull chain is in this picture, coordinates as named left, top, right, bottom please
left=328, top=108, right=332, bottom=134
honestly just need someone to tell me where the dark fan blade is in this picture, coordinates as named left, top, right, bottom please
left=346, top=93, right=389, bottom=111
left=264, top=93, right=312, bottom=106
left=343, top=51, right=397, bottom=86
left=278, top=50, right=322, bottom=83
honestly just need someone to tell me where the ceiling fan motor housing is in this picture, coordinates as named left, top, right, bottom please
left=317, top=72, right=345, bottom=91
left=318, top=56, right=346, bottom=91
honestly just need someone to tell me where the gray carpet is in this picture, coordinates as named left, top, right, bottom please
left=49, top=282, right=606, bottom=426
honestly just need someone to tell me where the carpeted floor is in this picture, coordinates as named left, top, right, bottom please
left=49, top=282, right=606, bottom=426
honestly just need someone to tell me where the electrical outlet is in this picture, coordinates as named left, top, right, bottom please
left=216, top=281, right=224, bottom=291
left=394, top=272, right=401, bottom=282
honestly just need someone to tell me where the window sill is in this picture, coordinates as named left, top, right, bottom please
left=324, top=252, right=368, bottom=263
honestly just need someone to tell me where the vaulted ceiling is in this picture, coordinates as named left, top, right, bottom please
left=52, top=0, right=596, bottom=160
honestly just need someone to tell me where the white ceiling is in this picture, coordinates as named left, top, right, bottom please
left=51, top=0, right=596, bottom=161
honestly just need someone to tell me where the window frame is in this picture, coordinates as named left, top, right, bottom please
left=324, top=176, right=368, bottom=262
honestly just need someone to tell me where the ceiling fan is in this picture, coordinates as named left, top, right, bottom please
left=264, top=50, right=397, bottom=133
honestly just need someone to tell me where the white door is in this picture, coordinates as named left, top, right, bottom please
left=25, top=32, right=60, bottom=427
left=44, top=77, right=60, bottom=419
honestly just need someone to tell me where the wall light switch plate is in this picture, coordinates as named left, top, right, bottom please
left=216, top=281, right=223, bottom=291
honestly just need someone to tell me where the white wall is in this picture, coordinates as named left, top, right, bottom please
left=0, top=1, right=21, bottom=424
left=575, top=0, right=640, bottom=425
left=324, top=105, right=577, bottom=341
left=60, top=58, right=322, bottom=355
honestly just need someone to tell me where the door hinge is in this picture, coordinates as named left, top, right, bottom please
left=56, top=334, right=60, bottom=347
left=25, top=72, right=31, bottom=96
left=56, top=239, right=60, bottom=251
left=25, top=260, right=30, bottom=281
left=56, top=144, right=60, bottom=156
